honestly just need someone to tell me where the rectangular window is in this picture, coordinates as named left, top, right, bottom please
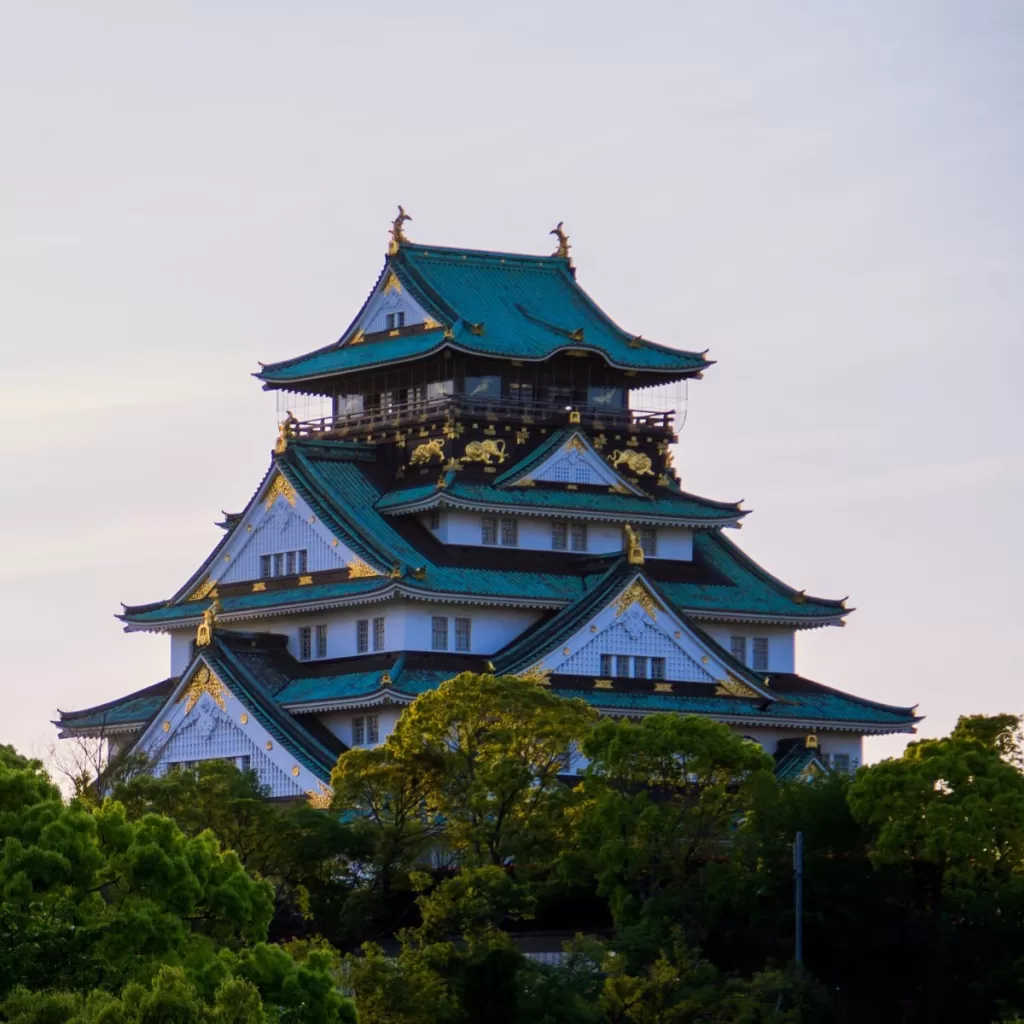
left=373, top=617, right=386, bottom=652
left=353, top=716, right=365, bottom=745
left=367, top=714, right=380, bottom=744
left=615, top=655, right=631, bottom=677
left=298, top=549, right=308, bottom=573
left=356, top=619, right=369, bottom=654
left=752, top=637, right=769, bottom=672
left=551, top=522, right=568, bottom=550
left=385, top=311, right=406, bottom=330
left=465, top=375, right=501, bottom=400
left=831, top=753, right=851, bottom=774
left=299, top=626, right=312, bottom=661
left=481, top=517, right=498, bottom=546
left=600, top=654, right=613, bottom=676
left=633, top=656, right=649, bottom=679
left=730, top=636, right=747, bottom=663
left=454, top=617, right=471, bottom=652
left=639, top=528, right=658, bottom=557
left=286, top=551, right=296, bottom=575
left=588, top=385, right=623, bottom=409
left=651, top=657, right=666, bottom=680
left=315, top=624, right=328, bottom=659
left=570, top=523, right=588, bottom=552
left=237, top=755, right=252, bottom=772
left=260, top=554, right=272, bottom=579
left=428, top=508, right=441, bottom=531
left=501, top=518, right=519, bottom=547
left=432, top=616, right=448, bottom=651
left=274, top=552, right=285, bottom=577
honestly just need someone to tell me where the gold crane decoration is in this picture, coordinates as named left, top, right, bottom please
left=389, top=205, right=412, bottom=254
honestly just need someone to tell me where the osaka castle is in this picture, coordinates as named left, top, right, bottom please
left=57, top=212, right=919, bottom=795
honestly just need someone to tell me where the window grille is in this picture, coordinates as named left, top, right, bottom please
left=238, top=755, right=252, bottom=772
left=600, top=654, right=613, bottom=676
left=316, top=624, right=328, bottom=659
left=651, top=657, right=666, bottom=680
left=367, top=715, right=380, bottom=744
left=501, top=518, right=519, bottom=547
left=752, top=637, right=769, bottom=672
left=634, top=656, right=649, bottom=679
left=299, top=626, right=312, bottom=661
left=274, top=553, right=285, bottom=576
left=428, top=508, right=441, bottom=531
left=260, top=555, right=272, bottom=579
left=455, top=617, right=471, bottom=652
left=357, top=619, right=369, bottom=654
left=615, top=655, right=631, bottom=677
left=286, top=551, right=296, bottom=575
left=551, top=522, right=568, bottom=550
left=298, top=549, right=308, bottom=573
left=432, top=616, right=448, bottom=650
left=353, top=717, right=365, bottom=745
left=570, top=523, right=588, bottom=551
left=481, top=517, right=498, bottom=545
left=831, top=753, right=851, bottom=774
left=373, top=617, right=386, bottom=652
left=639, top=528, right=658, bottom=557
left=385, top=311, right=406, bottom=330
left=730, top=636, right=747, bottom=663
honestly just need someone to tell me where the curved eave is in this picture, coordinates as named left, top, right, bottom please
left=378, top=491, right=746, bottom=529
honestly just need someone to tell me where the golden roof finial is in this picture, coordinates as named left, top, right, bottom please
left=196, top=598, right=221, bottom=647
left=389, top=205, right=413, bottom=254
left=805, top=733, right=819, bottom=750
left=624, top=523, right=644, bottom=565
left=550, top=221, right=571, bottom=259
left=275, top=410, right=298, bottom=454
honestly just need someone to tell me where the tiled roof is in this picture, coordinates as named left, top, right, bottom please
left=256, top=243, right=710, bottom=385
left=56, top=678, right=177, bottom=732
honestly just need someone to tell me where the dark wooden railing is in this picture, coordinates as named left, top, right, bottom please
left=290, top=396, right=674, bottom=440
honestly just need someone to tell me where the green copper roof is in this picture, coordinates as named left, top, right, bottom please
left=377, top=479, right=745, bottom=526
left=56, top=679, right=176, bottom=732
left=773, top=747, right=830, bottom=780
left=257, top=243, right=710, bottom=385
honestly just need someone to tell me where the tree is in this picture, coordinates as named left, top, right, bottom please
left=384, top=673, right=597, bottom=868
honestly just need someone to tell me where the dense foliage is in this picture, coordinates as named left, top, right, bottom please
left=5, top=676, right=1024, bottom=1023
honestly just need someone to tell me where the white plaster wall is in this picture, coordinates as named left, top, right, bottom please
left=704, top=626, right=796, bottom=673
left=170, top=630, right=194, bottom=676
left=317, top=707, right=403, bottom=747
left=437, top=509, right=691, bottom=559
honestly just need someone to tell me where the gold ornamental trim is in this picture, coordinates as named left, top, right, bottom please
left=264, top=474, right=296, bottom=510
left=608, top=449, right=654, bottom=476
left=714, top=677, right=761, bottom=699
left=347, top=558, right=380, bottom=579
left=516, top=664, right=552, bottom=686
left=614, top=579, right=662, bottom=620
left=179, top=664, right=228, bottom=714
left=461, top=439, right=507, bottom=465
left=187, top=577, right=217, bottom=602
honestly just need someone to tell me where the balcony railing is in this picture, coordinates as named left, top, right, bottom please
left=289, top=395, right=674, bottom=441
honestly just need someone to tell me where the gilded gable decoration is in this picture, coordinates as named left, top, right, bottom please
left=614, top=579, right=661, bottom=619
left=264, top=474, right=296, bottom=510
left=347, top=558, right=380, bottom=579
left=179, top=663, right=227, bottom=714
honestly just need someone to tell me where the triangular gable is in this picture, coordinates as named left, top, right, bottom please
left=130, top=654, right=332, bottom=798
left=498, top=431, right=646, bottom=495
left=342, top=268, right=437, bottom=344
left=177, top=469, right=385, bottom=602
left=511, top=574, right=771, bottom=696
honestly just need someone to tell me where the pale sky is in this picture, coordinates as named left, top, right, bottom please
left=1, top=2, right=1021, bottom=764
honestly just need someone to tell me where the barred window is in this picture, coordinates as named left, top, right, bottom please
left=353, top=717, right=365, bottom=745
left=501, top=518, right=519, bottom=547
left=551, top=522, right=568, bottom=550
left=373, top=617, right=386, bottom=652
left=600, top=654, right=613, bottom=676
left=633, top=656, right=649, bottom=679
left=570, top=523, right=588, bottom=552
left=428, top=508, right=441, bottom=531
left=432, top=616, right=448, bottom=651
left=752, top=637, right=769, bottom=672
left=831, top=753, right=851, bottom=774
left=651, top=657, right=666, bottom=680
left=639, top=528, right=658, bottom=557
left=454, top=617, right=471, bottom=652
left=260, top=555, right=272, bottom=579
left=356, top=619, right=369, bottom=654
left=286, top=551, right=296, bottom=575
left=274, top=552, right=286, bottom=577
left=315, top=624, right=328, bottom=659
left=615, top=655, right=631, bottom=677
left=298, top=549, right=308, bottom=573
left=299, top=626, right=312, bottom=661
left=385, top=311, right=406, bottom=330
left=481, top=517, right=498, bottom=545
left=730, top=636, right=747, bottom=663
left=367, top=714, right=380, bottom=744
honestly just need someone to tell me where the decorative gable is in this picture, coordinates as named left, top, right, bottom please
left=132, top=660, right=327, bottom=798
left=506, top=432, right=644, bottom=493
left=347, top=270, right=435, bottom=339
left=521, top=575, right=769, bottom=693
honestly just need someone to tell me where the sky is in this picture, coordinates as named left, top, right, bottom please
left=1, top=2, right=1021, bottom=765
